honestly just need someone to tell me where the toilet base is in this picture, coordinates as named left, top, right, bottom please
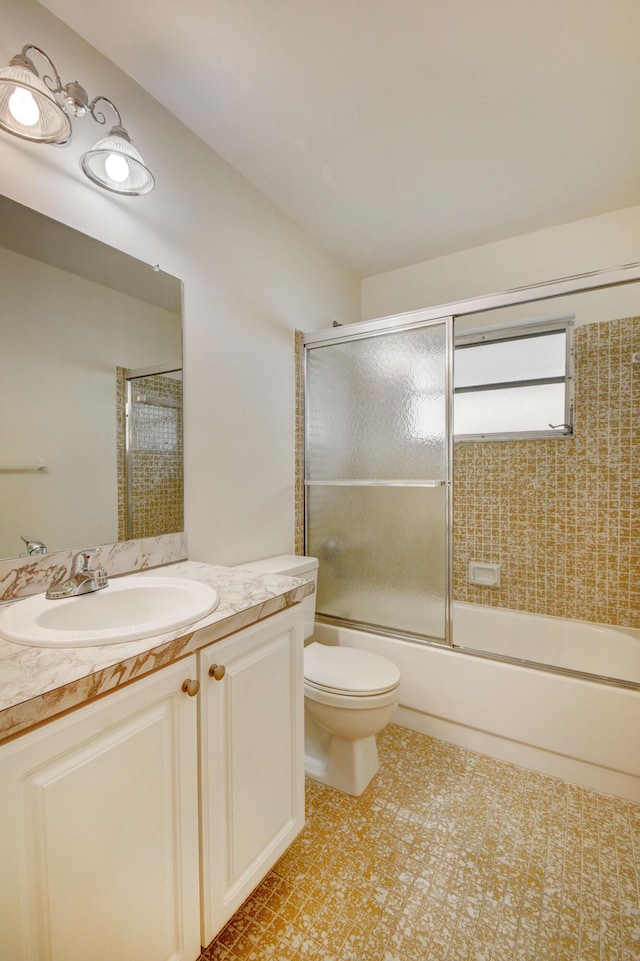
left=304, top=710, right=379, bottom=796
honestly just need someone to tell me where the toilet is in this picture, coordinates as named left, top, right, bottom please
left=232, top=555, right=400, bottom=796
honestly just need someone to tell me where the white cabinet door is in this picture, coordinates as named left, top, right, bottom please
left=198, top=608, right=305, bottom=945
left=0, top=657, right=202, bottom=961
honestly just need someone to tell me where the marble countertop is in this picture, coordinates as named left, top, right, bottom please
left=0, top=561, right=313, bottom=743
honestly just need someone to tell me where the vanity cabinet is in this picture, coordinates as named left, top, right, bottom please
left=197, top=607, right=305, bottom=945
left=0, top=656, right=202, bottom=961
left=0, top=605, right=305, bottom=961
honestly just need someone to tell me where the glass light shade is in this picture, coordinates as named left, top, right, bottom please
left=0, top=63, right=71, bottom=143
left=80, top=130, right=155, bottom=196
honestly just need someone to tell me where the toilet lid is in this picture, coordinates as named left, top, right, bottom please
left=304, top=643, right=400, bottom=696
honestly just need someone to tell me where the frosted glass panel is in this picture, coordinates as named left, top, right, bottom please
left=455, top=383, right=565, bottom=435
left=307, top=485, right=447, bottom=640
left=306, top=324, right=447, bottom=481
left=455, top=331, right=565, bottom=388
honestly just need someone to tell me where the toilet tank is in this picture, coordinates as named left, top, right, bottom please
left=231, top=555, right=318, bottom=640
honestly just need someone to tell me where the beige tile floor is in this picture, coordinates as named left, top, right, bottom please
left=199, top=725, right=640, bottom=961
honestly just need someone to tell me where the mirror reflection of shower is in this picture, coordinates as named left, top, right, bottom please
left=124, top=364, right=184, bottom=540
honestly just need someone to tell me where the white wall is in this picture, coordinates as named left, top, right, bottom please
left=0, top=0, right=360, bottom=566
left=362, top=205, right=640, bottom=321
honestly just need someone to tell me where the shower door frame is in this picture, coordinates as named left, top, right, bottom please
left=303, top=260, right=640, bottom=653
left=303, top=312, right=455, bottom=647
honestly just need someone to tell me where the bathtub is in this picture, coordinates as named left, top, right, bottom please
left=312, top=605, right=640, bottom=802
left=454, top=601, right=640, bottom=686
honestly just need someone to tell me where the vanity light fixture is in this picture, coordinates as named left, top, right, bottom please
left=0, top=44, right=154, bottom=195
left=80, top=98, right=155, bottom=196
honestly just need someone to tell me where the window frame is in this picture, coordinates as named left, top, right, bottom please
left=453, top=316, right=574, bottom=442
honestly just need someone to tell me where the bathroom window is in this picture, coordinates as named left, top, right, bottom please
left=454, top=319, right=574, bottom=440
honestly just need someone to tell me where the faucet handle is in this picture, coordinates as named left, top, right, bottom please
left=46, top=547, right=108, bottom=599
left=73, top=546, right=102, bottom=574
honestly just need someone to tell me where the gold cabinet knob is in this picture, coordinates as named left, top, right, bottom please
left=181, top=678, right=200, bottom=697
left=208, top=664, right=226, bottom=681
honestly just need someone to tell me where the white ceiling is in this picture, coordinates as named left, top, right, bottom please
left=39, top=0, right=640, bottom=277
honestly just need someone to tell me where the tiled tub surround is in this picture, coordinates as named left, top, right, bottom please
left=454, top=316, right=640, bottom=628
left=0, top=559, right=313, bottom=742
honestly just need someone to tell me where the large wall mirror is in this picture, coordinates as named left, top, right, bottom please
left=0, top=195, right=183, bottom=562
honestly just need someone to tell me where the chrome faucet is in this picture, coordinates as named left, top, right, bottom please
left=46, top=547, right=109, bottom=599
left=21, top=535, right=48, bottom=556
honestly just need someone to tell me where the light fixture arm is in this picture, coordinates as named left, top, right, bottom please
left=88, top=96, right=129, bottom=137
left=12, top=45, right=65, bottom=97
left=9, top=46, right=91, bottom=125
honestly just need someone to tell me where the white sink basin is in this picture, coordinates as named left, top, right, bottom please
left=0, top=576, right=220, bottom=648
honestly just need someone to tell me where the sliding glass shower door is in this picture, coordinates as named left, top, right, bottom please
left=305, top=317, right=452, bottom=643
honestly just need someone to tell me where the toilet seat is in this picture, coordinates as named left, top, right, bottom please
left=304, top=642, right=400, bottom=697
left=304, top=680, right=400, bottom=710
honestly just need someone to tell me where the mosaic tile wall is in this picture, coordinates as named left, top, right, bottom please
left=454, top=316, right=640, bottom=628
left=117, top=370, right=184, bottom=540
